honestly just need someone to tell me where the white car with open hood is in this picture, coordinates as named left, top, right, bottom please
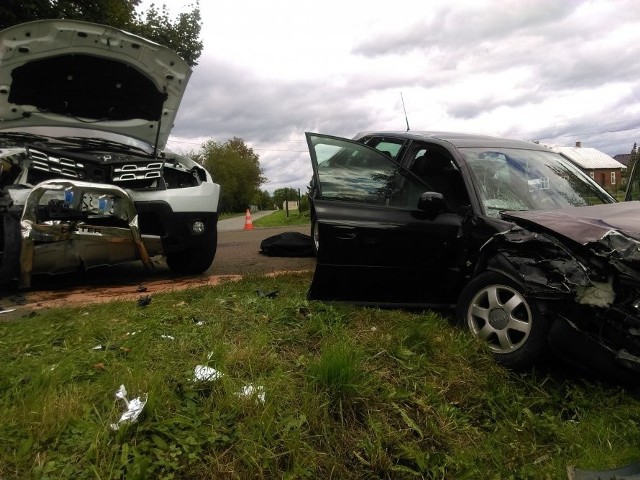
left=0, top=19, right=220, bottom=287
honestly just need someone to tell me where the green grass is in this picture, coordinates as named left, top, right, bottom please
left=253, top=209, right=311, bottom=228
left=1, top=272, right=640, bottom=478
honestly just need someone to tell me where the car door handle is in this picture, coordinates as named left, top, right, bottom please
left=334, top=226, right=356, bottom=240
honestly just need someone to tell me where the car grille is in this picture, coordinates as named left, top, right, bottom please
left=28, top=148, right=163, bottom=187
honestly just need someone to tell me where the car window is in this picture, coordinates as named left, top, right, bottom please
left=309, top=135, right=425, bottom=208
left=360, top=137, right=406, bottom=160
left=407, top=143, right=470, bottom=207
left=461, top=148, right=614, bottom=216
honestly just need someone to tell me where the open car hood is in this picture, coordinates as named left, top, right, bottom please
left=502, top=202, right=640, bottom=245
left=0, top=19, right=191, bottom=151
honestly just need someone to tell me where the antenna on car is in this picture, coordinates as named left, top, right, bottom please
left=401, top=92, right=410, bottom=131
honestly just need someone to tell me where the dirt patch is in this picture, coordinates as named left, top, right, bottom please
left=0, top=226, right=315, bottom=321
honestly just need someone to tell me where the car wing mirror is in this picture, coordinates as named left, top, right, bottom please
left=417, top=191, right=446, bottom=217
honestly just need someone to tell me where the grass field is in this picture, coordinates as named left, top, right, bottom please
left=252, top=209, right=310, bottom=228
left=1, top=272, right=639, bottom=478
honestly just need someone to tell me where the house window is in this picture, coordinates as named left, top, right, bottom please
left=611, top=171, right=616, bottom=185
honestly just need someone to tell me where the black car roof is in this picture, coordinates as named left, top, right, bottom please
left=354, top=131, right=550, bottom=151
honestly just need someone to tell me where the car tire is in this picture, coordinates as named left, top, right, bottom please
left=165, top=236, right=217, bottom=275
left=311, top=217, right=319, bottom=256
left=455, top=271, right=549, bottom=370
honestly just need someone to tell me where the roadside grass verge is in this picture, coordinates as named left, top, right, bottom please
left=1, top=272, right=639, bottom=478
left=253, top=209, right=310, bottom=228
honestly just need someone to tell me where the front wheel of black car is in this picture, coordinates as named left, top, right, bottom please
left=166, top=239, right=217, bottom=275
left=456, top=271, right=549, bottom=370
left=311, top=217, right=319, bottom=256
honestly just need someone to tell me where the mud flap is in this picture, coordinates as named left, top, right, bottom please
left=0, top=214, right=20, bottom=281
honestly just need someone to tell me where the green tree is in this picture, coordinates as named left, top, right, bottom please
left=132, top=3, right=203, bottom=67
left=0, top=0, right=203, bottom=67
left=272, top=188, right=299, bottom=210
left=253, top=190, right=274, bottom=210
left=195, top=138, right=267, bottom=213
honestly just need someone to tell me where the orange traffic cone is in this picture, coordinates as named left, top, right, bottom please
left=244, top=209, right=254, bottom=230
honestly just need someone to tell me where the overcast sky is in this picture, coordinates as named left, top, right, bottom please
left=146, top=0, right=640, bottom=192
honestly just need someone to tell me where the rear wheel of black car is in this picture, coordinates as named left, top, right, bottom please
left=456, top=271, right=549, bottom=370
left=165, top=237, right=217, bottom=275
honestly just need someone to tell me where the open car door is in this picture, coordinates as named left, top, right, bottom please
left=306, top=132, right=468, bottom=307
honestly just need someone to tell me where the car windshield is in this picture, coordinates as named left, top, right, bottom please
left=459, top=147, right=615, bottom=216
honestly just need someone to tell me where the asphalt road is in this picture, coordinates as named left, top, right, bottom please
left=0, top=219, right=316, bottom=316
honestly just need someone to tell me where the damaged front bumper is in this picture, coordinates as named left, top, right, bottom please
left=4, top=179, right=162, bottom=288
left=482, top=226, right=640, bottom=381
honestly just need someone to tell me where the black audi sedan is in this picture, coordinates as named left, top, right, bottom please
left=305, top=131, right=640, bottom=381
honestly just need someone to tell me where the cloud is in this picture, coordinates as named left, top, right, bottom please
left=157, top=0, right=640, bottom=190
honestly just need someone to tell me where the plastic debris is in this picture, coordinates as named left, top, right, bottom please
left=137, top=295, right=152, bottom=307
left=161, top=335, right=175, bottom=340
left=256, top=289, right=279, bottom=299
left=236, top=384, right=266, bottom=403
left=193, top=365, right=223, bottom=382
left=92, top=344, right=104, bottom=350
left=110, top=384, right=147, bottom=430
left=0, top=308, right=16, bottom=315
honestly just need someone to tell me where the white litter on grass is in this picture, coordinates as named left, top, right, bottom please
left=161, top=335, right=175, bottom=340
left=236, top=384, right=266, bottom=404
left=193, top=365, right=223, bottom=382
left=92, top=344, right=103, bottom=350
left=0, top=309, right=16, bottom=315
left=195, top=321, right=205, bottom=326
left=110, top=384, right=148, bottom=430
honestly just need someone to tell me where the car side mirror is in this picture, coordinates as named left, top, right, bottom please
left=417, top=191, right=446, bottom=216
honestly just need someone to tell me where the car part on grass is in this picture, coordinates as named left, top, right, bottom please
left=17, top=179, right=153, bottom=288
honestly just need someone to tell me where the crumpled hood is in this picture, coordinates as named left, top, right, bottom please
left=0, top=19, right=191, bottom=150
left=502, top=201, right=640, bottom=245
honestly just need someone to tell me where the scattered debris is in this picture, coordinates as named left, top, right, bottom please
left=110, top=384, right=147, bottom=430
left=10, top=294, right=27, bottom=305
left=137, top=295, right=152, bottom=307
left=0, top=308, right=16, bottom=315
left=236, top=384, right=266, bottom=404
left=193, top=365, right=223, bottom=382
left=256, top=289, right=279, bottom=299
left=136, top=285, right=148, bottom=293
left=92, top=344, right=104, bottom=350
left=161, top=335, right=175, bottom=340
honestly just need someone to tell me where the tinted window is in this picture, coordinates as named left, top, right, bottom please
left=310, top=135, right=423, bottom=208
